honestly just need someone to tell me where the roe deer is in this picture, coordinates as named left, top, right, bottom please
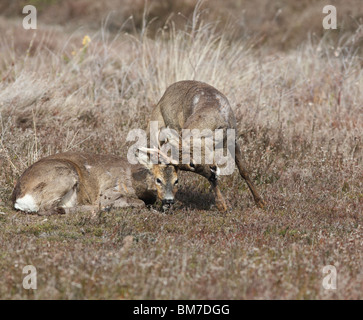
left=12, top=151, right=178, bottom=215
left=148, top=80, right=265, bottom=212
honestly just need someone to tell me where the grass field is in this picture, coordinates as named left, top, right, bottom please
left=0, top=0, right=362, bottom=299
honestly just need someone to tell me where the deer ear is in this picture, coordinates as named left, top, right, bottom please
left=135, top=148, right=153, bottom=171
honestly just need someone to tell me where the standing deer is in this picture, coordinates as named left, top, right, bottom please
left=12, top=151, right=178, bottom=215
left=148, top=80, right=265, bottom=212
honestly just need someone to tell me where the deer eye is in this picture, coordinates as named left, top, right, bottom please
left=174, top=179, right=178, bottom=185
left=156, top=178, right=162, bottom=185
left=189, top=162, right=195, bottom=168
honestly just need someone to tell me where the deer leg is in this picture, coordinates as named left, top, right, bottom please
left=209, top=177, right=228, bottom=212
left=37, top=207, right=66, bottom=216
left=235, top=143, right=265, bottom=209
left=37, top=205, right=97, bottom=216
left=112, top=197, right=145, bottom=209
left=100, top=189, right=145, bottom=210
left=176, top=162, right=228, bottom=212
left=205, top=163, right=228, bottom=212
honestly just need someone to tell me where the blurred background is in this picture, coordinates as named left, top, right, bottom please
left=1, top=0, right=363, bottom=53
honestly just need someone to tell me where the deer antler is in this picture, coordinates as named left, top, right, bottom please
left=157, top=127, right=180, bottom=149
left=138, top=147, right=178, bottom=165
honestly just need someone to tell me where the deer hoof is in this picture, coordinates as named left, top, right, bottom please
left=256, top=199, right=266, bottom=209
left=215, top=199, right=228, bottom=213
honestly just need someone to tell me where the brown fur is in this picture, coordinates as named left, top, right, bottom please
left=148, top=80, right=265, bottom=211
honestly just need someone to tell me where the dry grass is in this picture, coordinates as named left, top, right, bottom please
left=0, top=1, right=362, bottom=299
left=2, top=0, right=363, bottom=52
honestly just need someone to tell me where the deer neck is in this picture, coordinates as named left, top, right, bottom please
left=131, top=164, right=157, bottom=204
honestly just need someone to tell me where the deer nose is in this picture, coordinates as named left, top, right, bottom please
left=162, top=198, right=174, bottom=205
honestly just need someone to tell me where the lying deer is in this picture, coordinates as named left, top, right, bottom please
left=12, top=151, right=178, bottom=215
left=148, top=80, right=265, bottom=212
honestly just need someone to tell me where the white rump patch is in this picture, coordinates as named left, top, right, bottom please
left=14, top=194, right=39, bottom=212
